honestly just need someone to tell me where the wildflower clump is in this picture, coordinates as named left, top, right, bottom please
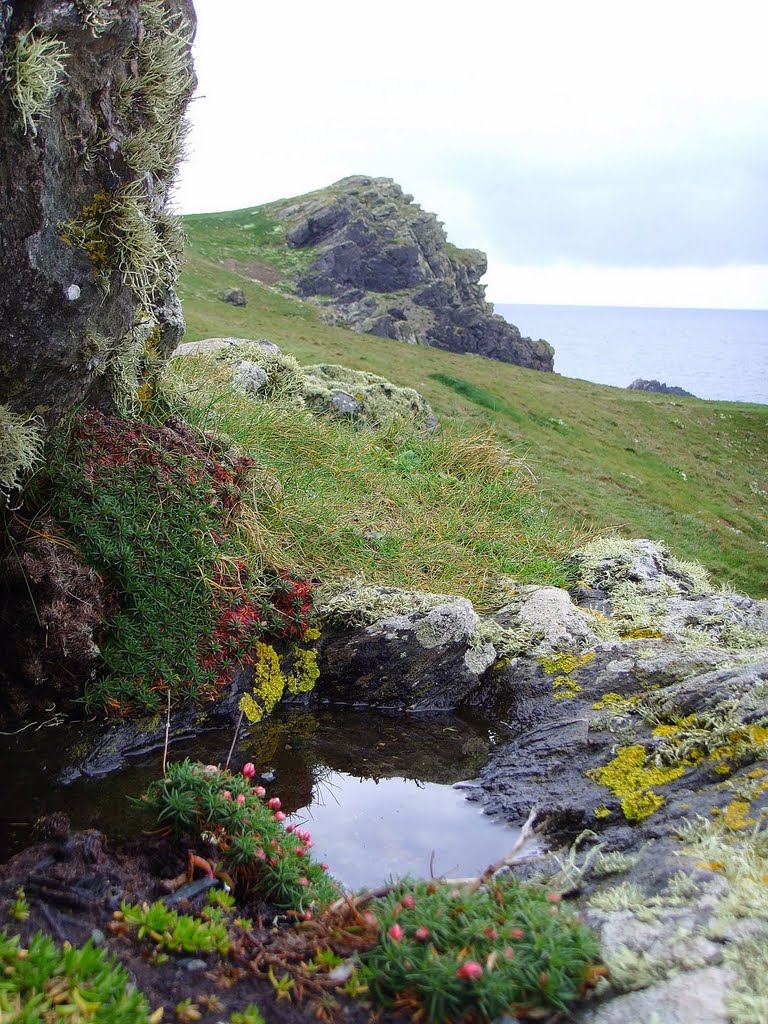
left=358, top=878, right=601, bottom=1022
left=38, top=410, right=317, bottom=715
left=138, top=760, right=339, bottom=914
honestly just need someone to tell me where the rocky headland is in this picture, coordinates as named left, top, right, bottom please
left=268, top=175, right=554, bottom=371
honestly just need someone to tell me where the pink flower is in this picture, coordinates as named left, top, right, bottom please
left=510, top=928, right=524, bottom=939
left=504, top=946, right=514, bottom=959
left=236, top=793, right=246, bottom=806
left=255, top=849, right=266, bottom=860
left=274, top=810, right=286, bottom=822
left=483, top=927, right=497, bottom=940
left=222, top=789, right=232, bottom=801
left=286, top=824, right=296, bottom=833
left=301, top=911, right=313, bottom=921
left=456, top=961, right=483, bottom=980
left=415, top=926, right=430, bottom=941
left=252, top=785, right=266, bottom=797
left=547, top=892, right=561, bottom=903
left=401, top=894, right=415, bottom=909
left=242, top=762, right=256, bottom=779
left=203, top=764, right=219, bottom=776
left=267, top=797, right=281, bottom=810
left=295, top=846, right=307, bottom=857
left=320, top=863, right=329, bottom=871
left=388, top=924, right=404, bottom=941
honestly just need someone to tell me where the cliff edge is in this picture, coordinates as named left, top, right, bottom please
left=272, top=176, right=554, bottom=372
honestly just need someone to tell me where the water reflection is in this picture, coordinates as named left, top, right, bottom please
left=1, top=705, right=515, bottom=887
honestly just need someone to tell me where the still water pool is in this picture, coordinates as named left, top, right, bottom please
left=2, top=706, right=519, bottom=890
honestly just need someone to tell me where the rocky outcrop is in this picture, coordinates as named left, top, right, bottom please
left=272, top=176, right=554, bottom=371
left=311, top=539, right=768, bottom=1022
left=174, top=337, right=439, bottom=430
left=0, top=0, right=196, bottom=492
left=628, top=379, right=696, bottom=397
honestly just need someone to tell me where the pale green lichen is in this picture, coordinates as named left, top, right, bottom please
left=3, top=27, right=68, bottom=135
left=75, top=0, right=114, bottom=35
left=588, top=881, right=650, bottom=913
left=601, top=944, right=673, bottom=993
left=316, top=584, right=449, bottom=629
left=0, top=406, right=44, bottom=496
left=119, top=0, right=195, bottom=186
left=651, top=701, right=768, bottom=774
left=725, top=938, right=768, bottom=1024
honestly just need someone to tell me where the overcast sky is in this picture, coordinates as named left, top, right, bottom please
left=176, top=0, right=768, bottom=309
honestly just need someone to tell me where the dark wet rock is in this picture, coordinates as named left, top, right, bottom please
left=628, top=379, right=696, bottom=397
left=273, top=176, right=554, bottom=371
left=0, top=0, right=196, bottom=446
left=221, top=287, right=247, bottom=307
left=315, top=591, right=497, bottom=709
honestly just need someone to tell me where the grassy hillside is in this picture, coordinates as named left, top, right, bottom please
left=178, top=205, right=768, bottom=598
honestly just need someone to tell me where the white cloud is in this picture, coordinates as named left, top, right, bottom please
left=176, top=0, right=768, bottom=308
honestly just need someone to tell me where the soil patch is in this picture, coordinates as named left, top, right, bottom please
left=220, top=259, right=282, bottom=285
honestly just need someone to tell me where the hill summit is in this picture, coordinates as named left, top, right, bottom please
left=268, top=176, right=554, bottom=371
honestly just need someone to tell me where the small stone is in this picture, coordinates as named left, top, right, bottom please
left=179, top=959, right=207, bottom=972
left=90, top=928, right=106, bottom=946
left=220, top=288, right=246, bottom=307
left=65, top=284, right=81, bottom=301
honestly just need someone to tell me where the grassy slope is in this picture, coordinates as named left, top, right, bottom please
left=178, top=206, right=768, bottom=598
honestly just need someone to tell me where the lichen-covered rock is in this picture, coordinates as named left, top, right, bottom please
left=271, top=176, right=554, bottom=371
left=313, top=585, right=499, bottom=708
left=220, top=287, right=246, bottom=307
left=175, top=337, right=440, bottom=430
left=0, top=0, right=196, bottom=488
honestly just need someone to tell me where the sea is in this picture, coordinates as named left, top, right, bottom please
left=496, top=304, right=768, bottom=406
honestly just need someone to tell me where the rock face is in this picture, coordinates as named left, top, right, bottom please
left=274, top=176, right=554, bottom=371
left=312, top=539, right=768, bottom=1022
left=628, top=378, right=696, bottom=397
left=0, top=0, right=196, bottom=489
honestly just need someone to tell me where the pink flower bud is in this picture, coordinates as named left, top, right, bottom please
left=242, top=762, right=256, bottom=779
left=415, top=926, right=430, bottom=941
left=401, top=894, right=415, bottom=909
left=222, top=789, right=232, bottom=801
left=203, top=765, right=219, bottom=776
left=456, top=961, right=483, bottom=980
left=547, top=892, right=561, bottom=903
left=255, top=849, right=266, bottom=860
left=295, top=846, right=306, bottom=857
left=267, top=797, right=281, bottom=810
left=510, top=928, right=524, bottom=939
left=252, top=785, right=266, bottom=798
left=320, top=863, right=329, bottom=871
left=286, top=824, right=296, bottom=833
left=274, top=810, right=286, bottom=822
left=388, top=924, right=404, bottom=941
left=301, top=911, right=313, bottom=921
left=236, top=793, right=246, bottom=806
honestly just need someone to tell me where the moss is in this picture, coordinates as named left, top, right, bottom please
left=3, top=27, right=68, bottom=135
left=0, top=405, right=44, bottom=496
left=587, top=744, right=688, bottom=823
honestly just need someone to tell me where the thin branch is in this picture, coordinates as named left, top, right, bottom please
left=161, top=686, right=171, bottom=777
left=225, top=709, right=244, bottom=771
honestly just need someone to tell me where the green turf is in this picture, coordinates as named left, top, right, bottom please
left=176, top=204, right=768, bottom=598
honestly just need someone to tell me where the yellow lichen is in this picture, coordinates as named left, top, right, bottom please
left=539, top=651, right=596, bottom=675
left=619, top=628, right=664, bottom=640
left=587, top=744, right=688, bottom=823
left=253, top=641, right=285, bottom=714
left=592, top=691, right=640, bottom=712
left=286, top=648, right=320, bottom=695
left=238, top=691, right=263, bottom=724
left=594, top=806, right=611, bottom=819
left=303, top=625, right=321, bottom=642
left=721, top=799, right=757, bottom=832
